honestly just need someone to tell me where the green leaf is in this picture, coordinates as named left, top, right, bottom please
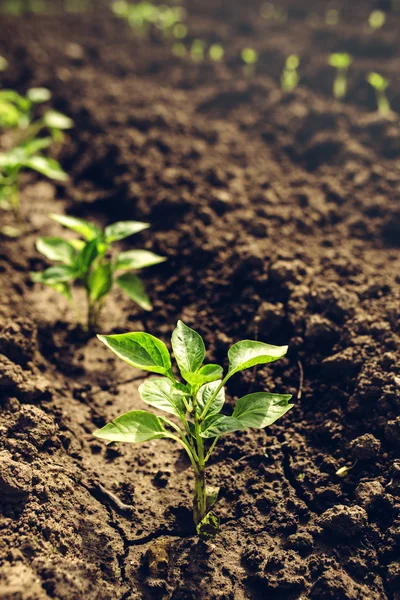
left=76, top=239, right=98, bottom=275
left=206, top=486, right=219, bottom=512
left=97, top=331, right=172, bottom=376
left=0, top=101, right=20, bottom=127
left=196, top=511, right=219, bottom=537
left=50, top=282, right=73, bottom=301
left=27, top=87, right=51, bottom=103
left=196, top=380, right=225, bottom=417
left=116, top=273, right=152, bottom=311
left=93, top=410, right=168, bottom=443
left=24, top=156, right=69, bottom=181
left=179, top=364, right=223, bottom=387
left=88, top=263, right=113, bottom=302
left=104, top=220, right=150, bottom=243
left=172, top=320, right=205, bottom=377
left=36, top=237, right=76, bottom=265
left=228, top=340, right=288, bottom=376
left=21, top=137, right=52, bottom=155
left=50, top=213, right=100, bottom=241
left=138, top=378, right=185, bottom=417
left=43, top=110, right=73, bottom=130
left=115, top=249, right=166, bottom=271
left=200, top=414, right=244, bottom=439
left=233, top=392, right=293, bottom=429
left=31, top=265, right=77, bottom=284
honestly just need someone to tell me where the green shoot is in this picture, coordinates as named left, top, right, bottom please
left=367, top=72, right=391, bottom=114
left=93, top=320, right=293, bottom=535
left=172, top=43, right=187, bottom=58
left=329, top=52, right=352, bottom=100
left=190, top=39, right=205, bottom=62
left=325, top=8, right=339, bottom=25
left=0, top=56, right=8, bottom=71
left=31, top=215, right=166, bottom=332
left=0, top=87, right=72, bottom=213
left=208, top=44, right=224, bottom=62
left=112, top=1, right=186, bottom=39
left=368, top=10, right=386, bottom=30
left=281, top=54, right=300, bottom=92
left=241, top=47, right=258, bottom=77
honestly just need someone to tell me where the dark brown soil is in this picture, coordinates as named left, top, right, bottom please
left=0, top=1, right=399, bottom=598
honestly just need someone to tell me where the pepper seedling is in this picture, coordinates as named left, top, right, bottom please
left=241, top=47, right=258, bottom=77
left=281, top=54, right=300, bottom=92
left=329, top=52, right=352, bottom=100
left=93, top=320, right=293, bottom=535
left=0, top=87, right=72, bottom=213
left=368, top=10, right=386, bottom=30
left=31, top=214, right=166, bottom=332
left=367, top=72, right=391, bottom=114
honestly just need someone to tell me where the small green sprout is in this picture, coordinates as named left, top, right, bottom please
left=329, top=52, right=352, bottom=100
left=172, top=22, right=187, bottom=39
left=367, top=72, right=391, bottom=114
left=0, top=56, right=8, bottom=71
left=325, top=8, right=339, bottom=25
left=172, top=42, right=187, bottom=58
left=31, top=215, right=166, bottom=332
left=0, top=87, right=72, bottom=212
left=241, top=47, right=258, bottom=76
left=281, top=54, right=300, bottom=92
left=368, top=10, right=386, bottom=30
left=208, top=44, right=224, bottom=62
left=190, top=39, right=205, bottom=62
left=112, top=0, right=186, bottom=39
left=93, top=320, right=293, bottom=535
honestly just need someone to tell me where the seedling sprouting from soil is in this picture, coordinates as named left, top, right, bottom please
left=329, top=53, right=352, bottom=100
left=241, top=47, right=258, bottom=76
left=367, top=72, right=391, bottom=114
left=190, top=39, right=205, bottom=62
left=112, top=0, right=186, bottom=39
left=368, top=10, right=386, bottom=30
left=0, top=87, right=72, bottom=213
left=31, top=215, right=166, bottom=332
left=208, top=44, right=224, bottom=62
left=281, top=55, right=300, bottom=92
left=93, top=320, right=293, bottom=535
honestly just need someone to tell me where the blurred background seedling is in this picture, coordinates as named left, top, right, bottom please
left=325, top=8, right=339, bottom=25
left=281, top=54, right=300, bottom=92
left=190, top=39, right=205, bottom=62
left=208, top=44, right=224, bottom=62
left=0, top=56, right=8, bottom=72
left=329, top=52, right=352, bottom=100
left=367, top=72, right=391, bottom=114
left=368, top=10, right=386, bottom=30
left=241, top=47, right=258, bottom=77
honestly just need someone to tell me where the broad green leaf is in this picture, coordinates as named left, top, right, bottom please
left=115, top=249, right=166, bottom=271
left=200, top=414, right=245, bottom=439
left=196, top=380, right=225, bottom=417
left=233, top=392, right=293, bottom=429
left=97, top=331, right=172, bottom=376
left=0, top=101, right=20, bottom=127
left=31, top=265, right=77, bottom=284
left=88, top=263, right=113, bottom=302
left=36, top=237, right=76, bottom=265
left=93, top=410, right=168, bottom=443
left=27, top=87, right=51, bottom=103
left=76, top=239, right=98, bottom=275
left=179, top=364, right=223, bottom=387
left=24, top=156, right=69, bottom=181
left=138, top=378, right=185, bottom=417
left=105, top=220, right=150, bottom=243
left=0, top=90, right=26, bottom=105
left=228, top=340, right=288, bottom=376
left=43, top=110, right=73, bottom=130
left=116, top=273, right=152, bottom=311
left=172, top=320, right=205, bottom=376
left=50, top=213, right=100, bottom=241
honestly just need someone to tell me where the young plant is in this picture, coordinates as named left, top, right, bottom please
left=208, top=44, right=224, bottom=63
left=368, top=10, right=386, bottom=30
left=329, top=52, right=352, bottom=100
left=31, top=214, right=166, bottom=332
left=367, top=72, right=391, bottom=114
left=0, top=87, right=72, bottom=212
left=281, top=54, right=300, bottom=92
left=93, top=320, right=293, bottom=535
left=241, top=47, right=258, bottom=76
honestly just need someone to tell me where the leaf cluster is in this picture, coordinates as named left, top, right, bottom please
left=31, top=215, right=166, bottom=330
left=93, top=320, right=293, bottom=448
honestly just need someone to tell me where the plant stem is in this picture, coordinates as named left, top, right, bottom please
left=192, top=390, right=207, bottom=525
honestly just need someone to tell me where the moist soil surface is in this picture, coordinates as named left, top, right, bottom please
left=0, top=1, right=400, bottom=598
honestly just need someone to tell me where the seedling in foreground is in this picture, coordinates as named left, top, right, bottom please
left=367, top=72, right=391, bottom=114
left=281, top=54, right=300, bottom=92
left=93, top=320, right=293, bottom=535
left=31, top=215, right=166, bottom=331
left=0, top=87, right=72, bottom=212
left=329, top=53, right=352, bottom=100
